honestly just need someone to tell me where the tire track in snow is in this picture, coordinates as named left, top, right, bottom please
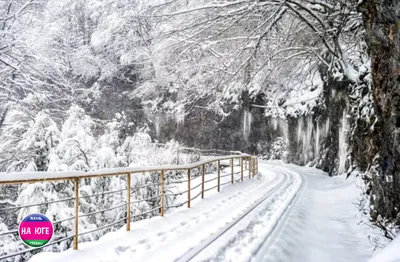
left=176, top=165, right=303, bottom=262
left=251, top=165, right=373, bottom=262
left=120, top=169, right=283, bottom=260
left=250, top=168, right=307, bottom=262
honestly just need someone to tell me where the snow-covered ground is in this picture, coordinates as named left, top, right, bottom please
left=30, top=161, right=383, bottom=262
left=370, top=235, right=400, bottom=262
left=253, top=162, right=378, bottom=262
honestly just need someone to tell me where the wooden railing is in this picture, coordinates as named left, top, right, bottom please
left=0, top=154, right=258, bottom=260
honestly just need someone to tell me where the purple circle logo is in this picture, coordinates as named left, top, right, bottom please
left=18, top=213, right=54, bottom=248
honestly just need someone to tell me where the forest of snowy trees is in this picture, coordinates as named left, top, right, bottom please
left=0, top=0, right=399, bottom=256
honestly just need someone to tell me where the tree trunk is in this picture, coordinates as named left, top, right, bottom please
left=359, top=0, right=400, bottom=236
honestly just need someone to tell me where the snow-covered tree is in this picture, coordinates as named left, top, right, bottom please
left=140, top=0, right=365, bottom=118
left=0, top=107, right=59, bottom=172
left=0, top=222, right=25, bottom=262
left=118, top=131, right=153, bottom=167
left=56, top=105, right=98, bottom=171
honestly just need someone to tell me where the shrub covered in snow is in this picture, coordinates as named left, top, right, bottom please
left=0, top=105, right=195, bottom=260
left=269, top=137, right=288, bottom=161
left=258, top=137, right=288, bottom=161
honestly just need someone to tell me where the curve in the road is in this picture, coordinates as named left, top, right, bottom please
left=175, top=165, right=302, bottom=262
left=251, top=168, right=307, bottom=261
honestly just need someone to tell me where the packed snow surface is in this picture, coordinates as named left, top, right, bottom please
left=30, top=161, right=381, bottom=262
left=370, top=235, right=400, bottom=262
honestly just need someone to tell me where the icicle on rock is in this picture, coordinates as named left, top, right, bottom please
left=155, top=115, right=160, bottom=138
left=302, top=116, right=313, bottom=163
left=176, top=105, right=185, bottom=129
left=272, top=117, right=279, bottom=130
left=297, top=116, right=304, bottom=144
left=338, top=110, right=349, bottom=174
left=315, top=120, right=320, bottom=157
left=243, top=109, right=252, bottom=142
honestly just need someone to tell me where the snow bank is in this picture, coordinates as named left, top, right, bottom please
left=370, top=235, right=400, bottom=262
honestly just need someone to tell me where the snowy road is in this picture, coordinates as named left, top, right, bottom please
left=184, top=166, right=303, bottom=262
left=252, top=163, right=374, bottom=262
left=30, top=161, right=375, bottom=262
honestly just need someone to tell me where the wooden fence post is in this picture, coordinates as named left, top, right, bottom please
left=241, top=157, right=243, bottom=182
left=73, top=178, right=79, bottom=250
left=254, top=158, right=256, bottom=176
left=188, top=169, right=191, bottom=208
left=256, top=158, right=258, bottom=174
left=201, top=164, right=205, bottom=199
left=161, top=170, right=165, bottom=216
left=231, top=158, right=234, bottom=184
left=127, top=173, right=131, bottom=231
left=254, top=157, right=258, bottom=176
left=250, top=158, right=256, bottom=177
left=252, top=158, right=255, bottom=177
left=245, top=158, right=247, bottom=170
left=254, top=158, right=256, bottom=175
left=248, top=157, right=251, bottom=178
left=217, top=160, right=220, bottom=192
left=255, top=158, right=258, bottom=176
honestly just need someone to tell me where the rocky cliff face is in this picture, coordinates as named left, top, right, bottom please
left=357, top=0, right=400, bottom=238
left=154, top=82, right=351, bottom=177
left=251, top=79, right=351, bottom=177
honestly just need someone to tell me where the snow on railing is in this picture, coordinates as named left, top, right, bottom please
left=154, top=142, right=243, bottom=157
left=0, top=154, right=258, bottom=261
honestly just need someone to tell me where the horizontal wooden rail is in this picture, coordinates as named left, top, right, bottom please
left=0, top=155, right=250, bottom=185
left=0, top=154, right=258, bottom=259
left=154, top=143, right=243, bottom=156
